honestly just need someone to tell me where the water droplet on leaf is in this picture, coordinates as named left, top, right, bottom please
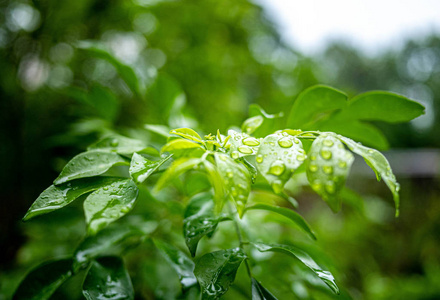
left=278, top=137, right=293, bottom=148
left=268, top=160, right=286, bottom=176
left=238, top=145, right=253, bottom=154
left=320, top=150, right=332, bottom=160
left=242, top=137, right=260, bottom=146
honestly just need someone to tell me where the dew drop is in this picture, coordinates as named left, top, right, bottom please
left=296, top=154, right=306, bottom=161
left=294, top=139, right=300, bottom=144
left=226, top=171, right=233, bottom=178
left=310, top=155, right=317, bottom=161
left=269, top=142, right=275, bottom=146
left=325, top=181, right=336, bottom=194
left=272, top=180, right=284, bottom=194
left=231, top=151, right=239, bottom=159
left=338, top=161, right=347, bottom=169
left=242, top=137, right=260, bottom=146
left=278, top=137, right=293, bottom=148
left=312, top=180, right=323, bottom=191
left=110, top=139, right=119, bottom=147
left=268, top=160, right=286, bottom=176
left=231, top=187, right=238, bottom=197
left=238, top=145, right=253, bottom=154
left=121, top=206, right=130, bottom=213
left=320, top=149, right=332, bottom=160
left=323, top=139, right=334, bottom=147
left=309, top=164, right=318, bottom=172
left=103, top=187, right=109, bottom=191
left=323, top=165, right=333, bottom=174
left=256, top=155, right=263, bottom=163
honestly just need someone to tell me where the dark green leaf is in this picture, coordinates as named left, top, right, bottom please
left=253, top=243, right=339, bottom=294
left=244, top=204, right=316, bottom=240
left=75, top=225, right=144, bottom=265
left=154, top=240, right=197, bottom=289
left=87, top=135, right=150, bottom=155
left=306, top=134, right=354, bottom=212
left=13, top=259, right=74, bottom=300
left=170, top=128, right=203, bottom=143
left=256, top=132, right=306, bottom=194
left=337, top=135, right=400, bottom=216
left=129, top=153, right=172, bottom=183
left=154, top=157, right=202, bottom=192
left=23, top=177, right=122, bottom=221
left=215, top=153, right=251, bottom=216
left=251, top=278, right=278, bottom=300
left=84, top=179, right=139, bottom=235
left=54, top=151, right=128, bottom=185
left=287, top=85, right=347, bottom=129
left=82, top=256, right=134, bottom=300
left=194, top=248, right=246, bottom=300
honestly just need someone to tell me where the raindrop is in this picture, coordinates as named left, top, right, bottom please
left=338, top=161, right=347, bottom=169
left=256, top=155, right=263, bottom=163
left=312, top=180, right=322, bottom=191
left=323, top=165, right=333, bottom=174
left=294, top=139, right=300, bottom=144
left=272, top=180, right=284, bottom=194
left=323, top=139, right=334, bottom=147
left=226, top=171, right=233, bottom=178
left=231, top=151, right=239, bottom=159
left=278, top=137, right=293, bottom=148
left=296, top=154, right=306, bottom=161
left=238, top=145, right=253, bottom=154
left=320, top=150, right=332, bottom=160
left=309, top=164, right=318, bottom=172
left=231, top=187, right=238, bottom=197
left=325, top=181, right=336, bottom=194
left=242, top=137, right=260, bottom=146
left=110, top=139, right=119, bottom=147
left=310, top=155, right=317, bottom=161
left=268, top=160, right=286, bottom=176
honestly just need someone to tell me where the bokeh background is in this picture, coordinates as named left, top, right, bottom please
left=1, top=0, right=439, bottom=299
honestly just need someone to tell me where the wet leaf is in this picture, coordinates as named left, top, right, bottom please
left=248, top=104, right=284, bottom=137
left=256, top=132, right=306, bottom=194
left=194, top=248, right=246, bottom=300
left=84, top=179, right=139, bottom=235
left=154, top=158, right=202, bottom=192
left=13, top=259, right=74, bottom=300
left=337, top=135, right=400, bottom=216
left=87, top=135, right=150, bottom=155
left=23, top=177, right=122, bottom=221
left=203, top=160, right=226, bottom=212
left=253, top=243, right=339, bottom=294
left=251, top=278, right=278, bottom=300
left=244, top=204, right=316, bottom=240
left=170, top=128, right=203, bottom=143
left=54, top=151, right=128, bottom=185
left=214, top=153, right=251, bottom=216
left=227, top=130, right=260, bottom=159
left=162, top=138, right=205, bottom=154
left=154, top=240, right=197, bottom=289
left=129, top=153, right=172, bottom=183
left=82, top=256, right=134, bottom=300
left=241, top=115, right=264, bottom=135
left=306, top=134, right=354, bottom=212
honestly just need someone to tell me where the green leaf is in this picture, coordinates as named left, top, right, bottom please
left=82, top=256, right=134, bottom=300
left=129, top=153, right=172, bottom=183
left=247, top=104, right=284, bottom=137
left=287, top=85, right=347, bottom=129
left=227, top=130, right=260, bottom=159
left=203, top=160, right=226, bottom=212
left=244, top=204, right=316, bottom=240
left=337, top=135, right=400, bottom=216
left=214, top=153, right=251, bottom=216
left=54, top=151, right=128, bottom=185
left=154, top=240, right=197, bottom=289
left=87, top=135, right=151, bottom=155
left=23, top=177, right=122, bottom=221
left=241, top=115, right=264, bottom=135
left=161, top=138, right=205, bottom=154
left=154, top=158, right=202, bottom=192
left=13, top=259, right=74, bottom=300
left=306, top=134, right=354, bottom=212
left=74, top=225, right=144, bottom=266
left=183, top=193, right=229, bottom=257
left=253, top=243, right=339, bottom=294
left=256, top=132, right=306, bottom=194
left=251, top=278, right=278, bottom=300
left=144, top=124, right=171, bottom=139
left=84, top=179, right=139, bottom=235
left=336, top=91, right=425, bottom=123
left=170, top=128, right=203, bottom=143
left=194, top=248, right=246, bottom=300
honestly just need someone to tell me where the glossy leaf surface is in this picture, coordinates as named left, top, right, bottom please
left=82, top=256, right=134, bottom=300
left=170, top=128, right=203, bottom=143
left=203, top=160, right=226, bottom=212
left=129, top=153, right=172, bottom=183
left=244, top=204, right=316, bottom=240
left=54, top=151, right=128, bottom=185
left=251, top=278, right=278, bottom=300
left=154, top=158, right=202, bottom=192
left=227, top=130, right=260, bottom=159
left=194, top=248, right=246, bottom=300
left=23, top=177, right=121, bottom=221
left=87, top=135, right=150, bottom=155
left=214, top=153, right=251, bottom=216
left=256, top=132, right=306, bottom=194
left=84, top=179, right=139, bottom=235
left=13, top=259, right=74, bottom=300
left=154, top=240, right=197, bottom=289
left=253, top=243, right=339, bottom=294
left=161, top=138, right=205, bottom=153
left=337, top=135, right=400, bottom=216
left=306, top=134, right=354, bottom=212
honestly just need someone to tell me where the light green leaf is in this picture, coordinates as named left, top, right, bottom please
left=13, top=259, right=74, bottom=300
left=23, top=177, right=122, bottom=221
left=154, top=240, right=197, bottom=289
left=54, top=151, right=128, bottom=185
left=82, top=256, right=134, bottom=300
left=241, top=115, right=264, bottom=135
left=203, top=160, right=226, bottom=212
left=251, top=278, right=278, bottom=300
left=244, top=204, right=316, bottom=240
left=154, top=157, right=202, bottom=192
left=287, top=85, right=347, bottom=129
left=247, top=104, right=284, bottom=137
left=306, top=134, right=354, bottom=212
left=183, top=193, right=230, bottom=256
left=161, top=138, right=205, bottom=154
left=74, top=225, right=144, bottom=266
left=337, top=135, right=400, bottom=216
left=336, top=91, right=425, bottom=123
left=84, top=179, right=139, bottom=235
left=144, top=124, right=171, bottom=139
left=215, top=153, right=251, bottom=216
left=194, top=248, right=246, bottom=300
left=227, top=130, right=261, bottom=159
left=87, top=135, right=149, bottom=155
left=256, top=132, right=306, bottom=194
left=253, top=243, right=339, bottom=294
left=129, top=153, right=172, bottom=183
left=170, top=128, right=203, bottom=143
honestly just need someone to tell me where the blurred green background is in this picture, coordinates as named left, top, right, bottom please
left=0, top=0, right=439, bottom=299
